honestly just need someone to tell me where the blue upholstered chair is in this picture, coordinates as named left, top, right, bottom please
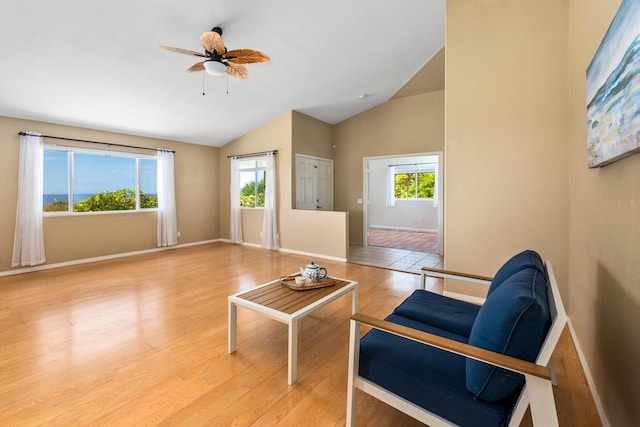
left=346, top=251, right=567, bottom=427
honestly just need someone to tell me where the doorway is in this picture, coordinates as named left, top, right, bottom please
left=356, top=152, right=443, bottom=272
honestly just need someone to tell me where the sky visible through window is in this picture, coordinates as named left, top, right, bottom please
left=238, top=158, right=266, bottom=208
left=43, top=150, right=157, bottom=199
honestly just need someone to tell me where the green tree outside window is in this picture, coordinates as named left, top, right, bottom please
left=394, top=172, right=434, bottom=199
left=240, top=178, right=265, bottom=207
left=72, top=189, right=158, bottom=212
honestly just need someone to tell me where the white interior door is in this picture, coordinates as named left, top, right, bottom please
left=295, top=154, right=334, bottom=211
left=316, top=159, right=333, bottom=210
left=296, top=156, right=316, bottom=210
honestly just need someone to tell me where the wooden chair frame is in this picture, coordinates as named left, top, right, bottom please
left=346, top=261, right=567, bottom=427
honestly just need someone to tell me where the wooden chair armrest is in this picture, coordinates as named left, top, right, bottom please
left=421, top=267, right=493, bottom=284
left=352, top=313, right=550, bottom=380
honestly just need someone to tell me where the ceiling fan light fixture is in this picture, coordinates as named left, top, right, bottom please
left=204, top=60, right=227, bottom=76
left=162, top=28, right=268, bottom=80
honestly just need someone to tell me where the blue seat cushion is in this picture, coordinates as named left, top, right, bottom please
left=359, top=314, right=520, bottom=427
left=466, top=268, right=551, bottom=402
left=392, top=290, right=481, bottom=337
left=488, top=250, right=546, bottom=296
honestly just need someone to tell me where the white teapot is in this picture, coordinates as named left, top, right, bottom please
left=303, top=261, right=327, bottom=282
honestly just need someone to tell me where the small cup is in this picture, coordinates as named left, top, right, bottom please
left=295, top=276, right=306, bottom=286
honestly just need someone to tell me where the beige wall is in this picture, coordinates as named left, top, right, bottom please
left=448, top=0, right=640, bottom=425
left=569, top=0, right=640, bottom=425
left=445, top=0, right=570, bottom=298
left=291, top=111, right=334, bottom=209
left=0, top=116, right=219, bottom=272
left=218, top=111, right=293, bottom=244
left=333, top=90, right=445, bottom=244
left=219, top=111, right=349, bottom=260
left=292, top=111, right=334, bottom=160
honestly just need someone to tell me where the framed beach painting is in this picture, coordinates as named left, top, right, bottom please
left=586, top=0, right=640, bottom=168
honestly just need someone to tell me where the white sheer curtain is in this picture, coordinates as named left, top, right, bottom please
left=157, top=150, right=178, bottom=247
left=433, top=164, right=439, bottom=208
left=229, top=157, right=243, bottom=243
left=261, top=152, right=279, bottom=249
left=12, top=132, right=46, bottom=266
left=385, top=165, right=396, bottom=207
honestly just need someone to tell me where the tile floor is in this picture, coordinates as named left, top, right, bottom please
left=368, top=228, right=439, bottom=253
left=348, top=244, right=444, bottom=274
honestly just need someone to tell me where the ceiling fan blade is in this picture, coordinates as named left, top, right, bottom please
left=160, top=45, right=207, bottom=58
left=225, top=62, right=248, bottom=80
left=201, top=32, right=226, bottom=56
left=225, top=49, right=270, bottom=64
left=187, top=62, right=205, bottom=73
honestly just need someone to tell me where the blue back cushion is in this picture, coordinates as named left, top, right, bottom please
left=488, top=250, right=545, bottom=296
left=466, top=267, right=551, bottom=402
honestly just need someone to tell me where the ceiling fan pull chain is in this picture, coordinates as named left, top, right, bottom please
left=202, top=73, right=206, bottom=96
left=226, top=73, right=229, bottom=95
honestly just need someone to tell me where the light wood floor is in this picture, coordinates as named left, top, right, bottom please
left=0, top=243, right=600, bottom=426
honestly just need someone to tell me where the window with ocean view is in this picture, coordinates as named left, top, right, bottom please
left=43, top=146, right=158, bottom=213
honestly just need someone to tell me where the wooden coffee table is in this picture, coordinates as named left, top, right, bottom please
left=228, top=275, right=358, bottom=385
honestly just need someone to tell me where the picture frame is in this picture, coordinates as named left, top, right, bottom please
left=586, top=0, right=640, bottom=168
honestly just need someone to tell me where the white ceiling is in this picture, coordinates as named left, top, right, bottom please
left=0, top=1, right=445, bottom=147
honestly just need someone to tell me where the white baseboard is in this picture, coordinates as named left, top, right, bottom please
left=370, top=225, right=437, bottom=233
left=279, top=247, right=347, bottom=263
left=239, top=241, right=262, bottom=249
left=218, top=239, right=347, bottom=263
left=2, top=238, right=346, bottom=277
left=0, top=239, right=222, bottom=277
left=566, top=318, right=610, bottom=427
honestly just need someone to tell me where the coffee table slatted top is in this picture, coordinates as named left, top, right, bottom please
left=235, top=279, right=352, bottom=314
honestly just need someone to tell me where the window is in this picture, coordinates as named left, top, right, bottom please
left=238, top=158, right=266, bottom=208
left=394, top=167, right=435, bottom=200
left=43, top=146, right=158, bottom=213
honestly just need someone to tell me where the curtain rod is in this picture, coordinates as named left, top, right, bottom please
left=18, top=132, right=175, bottom=153
left=227, top=150, right=277, bottom=159
left=388, top=162, right=435, bottom=167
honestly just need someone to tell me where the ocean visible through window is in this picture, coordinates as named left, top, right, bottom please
left=43, top=146, right=158, bottom=213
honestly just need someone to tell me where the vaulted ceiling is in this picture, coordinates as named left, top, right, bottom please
left=0, top=1, right=445, bottom=147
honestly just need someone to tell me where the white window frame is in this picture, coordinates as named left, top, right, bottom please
left=238, top=157, right=267, bottom=209
left=43, top=144, right=158, bottom=216
left=393, top=165, right=436, bottom=201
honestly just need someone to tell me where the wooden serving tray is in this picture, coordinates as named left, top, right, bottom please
left=280, top=275, right=336, bottom=291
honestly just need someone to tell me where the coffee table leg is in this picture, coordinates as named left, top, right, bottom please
left=228, top=300, right=237, bottom=353
left=288, top=319, right=298, bottom=385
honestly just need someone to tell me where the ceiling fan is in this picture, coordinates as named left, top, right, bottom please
left=160, top=27, right=270, bottom=80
